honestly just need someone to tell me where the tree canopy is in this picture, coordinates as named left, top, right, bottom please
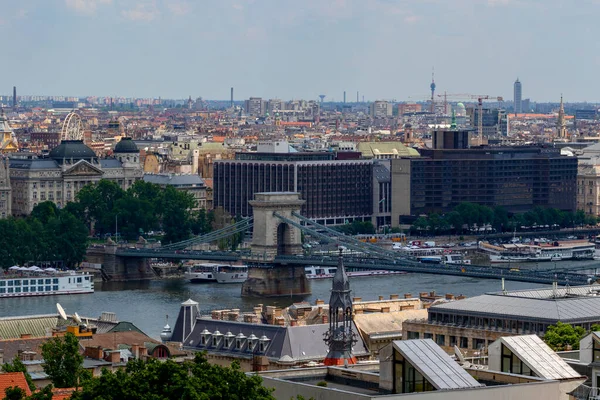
left=40, top=332, right=88, bottom=388
left=543, top=322, right=586, bottom=351
left=74, top=180, right=207, bottom=244
left=0, top=203, right=87, bottom=269
left=70, top=354, right=275, bottom=400
left=409, top=202, right=596, bottom=235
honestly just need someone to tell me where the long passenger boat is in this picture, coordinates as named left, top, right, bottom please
left=0, top=267, right=94, bottom=297
left=478, top=240, right=595, bottom=263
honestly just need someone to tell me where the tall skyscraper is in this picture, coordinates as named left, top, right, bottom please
left=12, top=86, right=16, bottom=108
left=514, top=79, right=522, bottom=115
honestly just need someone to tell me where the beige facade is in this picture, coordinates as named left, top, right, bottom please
left=0, top=157, right=11, bottom=218
left=577, top=164, right=600, bottom=216
left=390, top=158, right=412, bottom=227
left=9, top=141, right=142, bottom=216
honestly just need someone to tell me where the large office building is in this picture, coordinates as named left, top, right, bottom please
left=244, top=97, right=266, bottom=116
left=514, top=78, right=522, bottom=114
left=8, top=138, right=142, bottom=216
left=391, top=146, right=577, bottom=225
left=403, top=285, right=600, bottom=357
left=369, top=100, right=393, bottom=118
left=213, top=143, right=372, bottom=225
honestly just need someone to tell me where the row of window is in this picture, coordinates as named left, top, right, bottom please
left=0, top=285, right=58, bottom=293
left=0, top=278, right=58, bottom=286
left=198, top=336, right=269, bottom=352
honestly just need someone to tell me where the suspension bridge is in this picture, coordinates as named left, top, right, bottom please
left=87, top=192, right=597, bottom=296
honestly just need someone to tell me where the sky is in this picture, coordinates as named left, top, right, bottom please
left=0, top=0, right=599, bottom=102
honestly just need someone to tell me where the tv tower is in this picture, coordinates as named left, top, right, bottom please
left=430, top=67, right=436, bottom=113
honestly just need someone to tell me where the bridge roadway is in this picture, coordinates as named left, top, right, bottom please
left=115, top=248, right=593, bottom=286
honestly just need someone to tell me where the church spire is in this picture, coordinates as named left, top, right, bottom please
left=557, top=94, right=567, bottom=138
left=323, top=249, right=357, bottom=366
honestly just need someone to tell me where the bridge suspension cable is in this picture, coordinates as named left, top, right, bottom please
left=159, top=218, right=253, bottom=251
left=290, top=212, right=405, bottom=260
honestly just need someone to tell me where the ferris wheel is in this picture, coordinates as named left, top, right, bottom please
left=60, top=112, right=83, bottom=141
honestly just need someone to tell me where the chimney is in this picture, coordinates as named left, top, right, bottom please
left=456, top=295, right=467, bottom=300
left=354, top=309, right=364, bottom=314
left=321, top=315, right=328, bottom=324
left=84, top=346, right=104, bottom=360
left=445, top=294, right=455, bottom=300
left=20, top=333, right=31, bottom=339
left=419, top=292, right=428, bottom=298
left=429, top=291, right=436, bottom=297
left=380, top=307, right=391, bottom=313
left=290, top=320, right=298, bottom=326
left=139, top=346, right=147, bottom=359
left=390, top=294, right=399, bottom=300
left=132, top=344, right=140, bottom=359
left=378, top=296, right=384, bottom=301
left=352, top=297, right=362, bottom=303
left=404, top=293, right=412, bottom=299
left=315, top=299, right=325, bottom=306
left=109, top=351, right=121, bottom=363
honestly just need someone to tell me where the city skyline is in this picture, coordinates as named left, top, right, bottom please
left=2, top=0, right=599, bottom=102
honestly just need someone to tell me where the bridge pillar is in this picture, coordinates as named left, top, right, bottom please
left=249, top=192, right=305, bottom=260
left=242, top=192, right=310, bottom=297
left=85, top=243, right=154, bottom=281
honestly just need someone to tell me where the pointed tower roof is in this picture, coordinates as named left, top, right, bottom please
left=332, top=249, right=350, bottom=293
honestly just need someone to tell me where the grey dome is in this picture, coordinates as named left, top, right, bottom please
left=114, top=137, right=138, bottom=153
left=49, top=140, right=96, bottom=162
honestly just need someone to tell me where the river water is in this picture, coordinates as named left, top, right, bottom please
left=0, top=272, right=551, bottom=340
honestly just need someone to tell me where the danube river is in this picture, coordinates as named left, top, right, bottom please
left=0, top=272, right=549, bottom=339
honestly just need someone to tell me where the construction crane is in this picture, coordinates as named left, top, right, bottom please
left=437, top=93, right=504, bottom=144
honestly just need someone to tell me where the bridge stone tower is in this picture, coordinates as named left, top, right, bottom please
left=242, top=192, right=310, bottom=297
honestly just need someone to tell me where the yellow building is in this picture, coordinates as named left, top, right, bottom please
left=0, top=112, right=18, bottom=154
left=356, top=141, right=420, bottom=159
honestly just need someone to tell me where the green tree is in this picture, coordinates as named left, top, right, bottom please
left=29, top=202, right=60, bottom=225
left=41, top=332, right=87, bottom=388
left=2, top=356, right=36, bottom=391
left=45, top=211, right=89, bottom=269
left=543, top=322, right=586, bottom=351
left=71, top=354, right=275, bottom=400
left=159, top=186, right=195, bottom=244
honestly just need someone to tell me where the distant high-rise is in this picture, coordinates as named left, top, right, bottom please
left=343, top=91, right=346, bottom=104
left=230, top=87, right=234, bottom=107
left=514, top=79, right=522, bottom=115
left=557, top=95, right=567, bottom=138
left=430, top=68, right=436, bottom=113
left=12, top=86, right=16, bottom=108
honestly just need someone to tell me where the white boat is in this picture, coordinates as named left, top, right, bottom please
left=214, top=265, right=248, bottom=283
left=184, top=263, right=218, bottom=283
left=443, top=254, right=471, bottom=265
left=0, top=269, right=94, bottom=298
left=479, top=241, right=595, bottom=263
left=304, top=266, right=406, bottom=280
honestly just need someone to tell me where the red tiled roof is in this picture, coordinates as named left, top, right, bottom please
left=52, top=387, right=77, bottom=400
left=0, top=372, right=32, bottom=397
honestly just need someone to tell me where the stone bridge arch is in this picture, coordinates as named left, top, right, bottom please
left=249, top=192, right=305, bottom=260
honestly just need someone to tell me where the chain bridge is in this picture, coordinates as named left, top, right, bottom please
left=86, top=192, right=596, bottom=296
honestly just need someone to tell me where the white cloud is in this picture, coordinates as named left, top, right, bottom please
left=167, top=1, right=191, bottom=16
left=65, top=0, right=112, bottom=15
left=122, top=2, right=159, bottom=22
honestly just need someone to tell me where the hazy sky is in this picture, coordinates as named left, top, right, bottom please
left=1, top=0, right=598, bottom=102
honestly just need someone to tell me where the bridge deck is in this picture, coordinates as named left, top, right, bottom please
left=114, top=248, right=593, bottom=286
